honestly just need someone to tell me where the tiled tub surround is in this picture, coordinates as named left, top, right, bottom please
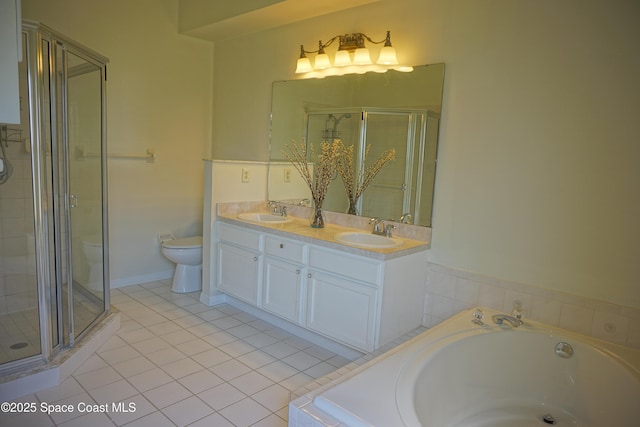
left=425, top=263, right=640, bottom=349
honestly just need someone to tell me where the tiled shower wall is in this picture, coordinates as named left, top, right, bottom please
left=0, top=127, right=37, bottom=315
left=424, top=262, right=640, bottom=349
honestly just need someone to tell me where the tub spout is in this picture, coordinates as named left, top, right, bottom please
left=492, top=314, right=523, bottom=328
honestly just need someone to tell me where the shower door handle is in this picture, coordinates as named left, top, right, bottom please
left=69, top=194, right=78, bottom=208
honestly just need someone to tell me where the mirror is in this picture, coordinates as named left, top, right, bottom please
left=269, top=63, right=444, bottom=227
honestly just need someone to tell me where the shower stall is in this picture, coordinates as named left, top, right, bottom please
left=0, top=22, right=109, bottom=375
left=305, top=107, right=440, bottom=225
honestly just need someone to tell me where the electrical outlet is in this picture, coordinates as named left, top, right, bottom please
left=241, top=168, right=250, bottom=183
left=283, top=168, right=291, bottom=183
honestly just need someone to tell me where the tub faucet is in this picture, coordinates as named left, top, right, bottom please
left=492, top=314, right=523, bottom=328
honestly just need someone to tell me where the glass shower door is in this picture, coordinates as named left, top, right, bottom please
left=56, top=47, right=106, bottom=344
left=359, top=111, right=413, bottom=220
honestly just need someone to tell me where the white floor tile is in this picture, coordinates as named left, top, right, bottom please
left=97, top=345, right=141, bottom=365
left=251, top=413, right=288, bottom=427
left=145, top=346, right=185, bottom=366
left=197, top=382, right=245, bottom=411
left=108, top=394, right=156, bottom=426
left=186, top=412, right=235, bottom=427
left=218, top=397, right=270, bottom=427
left=161, top=396, right=214, bottom=426
left=161, top=357, right=203, bottom=379
left=73, top=365, right=123, bottom=390
left=57, top=412, right=114, bottom=427
left=35, top=377, right=84, bottom=403
left=88, top=378, right=138, bottom=404
left=229, top=370, right=274, bottom=395
left=178, top=369, right=224, bottom=394
left=177, top=338, right=214, bottom=356
left=7, top=281, right=352, bottom=427
left=117, top=410, right=174, bottom=427
left=251, top=383, right=291, bottom=412
left=111, top=355, right=156, bottom=377
left=127, top=367, right=174, bottom=393
left=142, top=381, right=192, bottom=408
left=189, top=347, right=231, bottom=368
left=209, top=359, right=252, bottom=381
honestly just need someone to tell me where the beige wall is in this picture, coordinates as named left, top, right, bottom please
left=22, top=0, right=213, bottom=285
left=211, top=0, right=640, bottom=309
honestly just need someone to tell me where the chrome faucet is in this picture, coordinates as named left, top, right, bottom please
left=370, top=218, right=385, bottom=235
left=492, top=314, right=523, bottom=328
left=384, top=224, right=396, bottom=237
left=369, top=218, right=396, bottom=237
left=267, top=201, right=287, bottom=217
left=399, top=213, right=413, bottom=224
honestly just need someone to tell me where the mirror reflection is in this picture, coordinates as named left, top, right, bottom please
left=269, top=64, right=445, bottom=227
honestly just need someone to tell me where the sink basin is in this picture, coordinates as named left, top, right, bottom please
left=237, top=212, right=293, bottom=224
left=334, top=232, right=403, bottom=249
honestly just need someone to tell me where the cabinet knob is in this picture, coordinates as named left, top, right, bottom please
left=307, top=273, right=312, bottom=279
left=296, top=269, right=300, bottom=275
left=253, top=256, right=258, bottom=261
left=279, top=243, right=284, bottom=248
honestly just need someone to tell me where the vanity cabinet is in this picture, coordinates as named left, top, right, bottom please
left=217, top=223, right=262, bottom=305
left=306, top=270, right=378, bottom=351
left=262, top=235, right=306, bottom=324
left=306, top=246, right=381, bottom=351
left=216, top=220, right=427, bottom=352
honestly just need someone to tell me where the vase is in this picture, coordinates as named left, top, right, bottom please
left=347, top=200, right=358, bottom=215
left=310, top=207, right=324, bottom=228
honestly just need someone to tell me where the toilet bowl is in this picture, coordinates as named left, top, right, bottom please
left=82, top=236, right=103, bottom=292
left=161, top=235, right=203, bottom=293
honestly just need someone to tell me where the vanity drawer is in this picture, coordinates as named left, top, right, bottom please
left=308, top=246, right=381, bottom=285
left=264, top=235, right=305, bottom=263
left=218, top=222, right=262, bottom=251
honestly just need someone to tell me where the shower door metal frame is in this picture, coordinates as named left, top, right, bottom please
left=25, top=21, right=109, bottom=366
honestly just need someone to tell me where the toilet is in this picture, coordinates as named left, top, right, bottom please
left=82, top=236, right=103, bottom=292
left=160, top=235, right=203, bottom=293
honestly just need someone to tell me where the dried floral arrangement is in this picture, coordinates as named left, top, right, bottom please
left=281, top=139, right=341, bottom=210
left=336, top=140, right=396, bottom=215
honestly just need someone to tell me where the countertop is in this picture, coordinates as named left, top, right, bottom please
left=217, top=212, right=429, bottom=261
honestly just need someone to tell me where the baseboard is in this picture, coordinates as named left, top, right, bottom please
left=110, top=270, right=174, bottom=289
left=199, top=291, right=227, bottom=306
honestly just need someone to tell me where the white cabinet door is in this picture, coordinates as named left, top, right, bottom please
left=306, top=270, right=378, bottom=352
left=217, top=242, right=261, bottom=305
left=262, top=257, right=304, bottom=324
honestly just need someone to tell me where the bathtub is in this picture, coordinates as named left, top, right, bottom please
left=312, top=307, right=640, bottom=427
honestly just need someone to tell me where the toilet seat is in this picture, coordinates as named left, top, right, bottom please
left=162, top=236, right=203, bottom=249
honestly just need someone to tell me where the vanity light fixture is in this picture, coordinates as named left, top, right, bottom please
left=295, top=31, right=413, bottom=78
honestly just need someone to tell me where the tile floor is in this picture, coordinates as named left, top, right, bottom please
left=1, top=280, right=354, bottom=426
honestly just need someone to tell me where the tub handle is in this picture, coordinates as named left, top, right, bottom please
left=472, top=309, right=484, bottom=325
